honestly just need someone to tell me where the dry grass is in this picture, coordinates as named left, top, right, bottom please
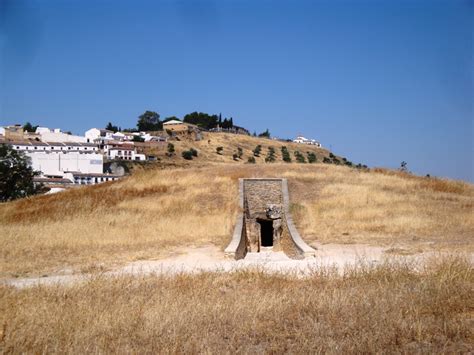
left=0, top=257, right=472, bottom=353
left=0, top=168, right=238, bottom=278
left=136, top=132, right=333, bottom=167
left=286, top=165, right=474, bottom=249
left=0, top=135, right=473, bottom=278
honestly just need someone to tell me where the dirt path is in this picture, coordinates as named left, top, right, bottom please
left=3, top=244, right=469, bottom=289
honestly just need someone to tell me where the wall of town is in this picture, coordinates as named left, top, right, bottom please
left=27, top=152, right=103, bottom=176
left=39, top=131, right=86, bottom=143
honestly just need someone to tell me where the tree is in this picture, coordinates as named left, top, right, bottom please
left=400, top=161, right=408, bottom=172
left=23, top=122, right=38, bottom=133
left=0, top=145, right=41, bottom=202
left=167, top=143, right=175, bottom=156
left=222, top=118, right=230, bottom=129
left=258, top=129, right=271, bottom=138
left=253, top=145, right=262, bottom=157
left=265, top=147, right=276, bottom=163
left=182, top=150, right=194, bottom=160
left=281, top=146, right=291, bottom=163
left=183, top=112, right=219, bottom=130
left=294, top=151, right=306, bottom=163
left=132, top=135, right=145, bottom=142
left=137, top=111, right=161, bottom=131
left=307, top=152, right=317, bottom=163
left=106, top=122, right=119, bottom=132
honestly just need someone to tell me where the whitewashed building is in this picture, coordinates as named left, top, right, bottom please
left=64, top=172, right=121, bottom=185
left=8, top=141, right=103, bottom=176
left=85, top=128, right=114, bottom=142
left=108, top=147, right=146, bottom=161
left=35, top=127, right=86, bottom=143
left=293, top=135, right=321, bottom=147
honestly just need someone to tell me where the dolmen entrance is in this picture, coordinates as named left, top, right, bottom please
left=225, top=178, right=316, bottom=260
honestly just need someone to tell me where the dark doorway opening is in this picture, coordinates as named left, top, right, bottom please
left=258, top=219, right=274, bottom=247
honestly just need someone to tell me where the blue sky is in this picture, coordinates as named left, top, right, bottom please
left=0, top=0, right=472, bottom=181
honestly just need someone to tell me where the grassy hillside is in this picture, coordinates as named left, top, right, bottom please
left=133, top=132, right=351, bottom=167
left=1, top=132, right=473, bottom=353
left=0, top=161, right=472, bottom=278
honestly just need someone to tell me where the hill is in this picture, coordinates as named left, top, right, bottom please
left=129, top=132, right=357, bottom=168
left=1, top=138, right=473, bottom=353
left=0, top=155, right=472, bottom=278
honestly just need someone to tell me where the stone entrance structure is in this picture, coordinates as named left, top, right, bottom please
left=225, top=178, right=316, bottom=259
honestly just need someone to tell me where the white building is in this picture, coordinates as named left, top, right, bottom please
left=36, top=127, right=86, bottom=143
left=8, top=141, right=103, bottom=176
left=112, top=131, right=125, bottom=140
left=64, top=172, right=121, bottom=185
left=0, top=127, right=5, bottom=136
left=85, top=128, right=114, bottom=142
left=108, top=147, right=146, bottom=161
left=293, top=135, right=321, bottom=147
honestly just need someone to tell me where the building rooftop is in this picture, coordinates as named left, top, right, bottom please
left=163, top=119, right=184, bottom=125
left=72, top=173, right=122, bottom=178
left=33, top=177, right=73, bottom=184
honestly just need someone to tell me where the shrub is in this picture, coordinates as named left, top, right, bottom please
left=307, top=152, right=317, bottom=163
left=294, top=151, right=306, bottom=163
left=253, top=145, right=262, bottom=157
left=258, top=129, right=271, bottom=138
left=247, top=156, right=256, bottom=164
left=323, top=157, right=331, bottom=164
left=232, top=153, right=239, bottom=161
left=216, top=147, right=223, bottom=155
left=329, top=152, right=335, bottom=159
left=189, top=148, right=198, bottom=157
left=182, top=150, right=193, bottom=160
left=265, top=147, right=276, bottom=163
left=237, top=147, right=243, bottom=159
left=281, top=146, right=291, bottom=163
left=167, top=143, right=175, bottom=156
left=132, top=135, right=145, bottom=143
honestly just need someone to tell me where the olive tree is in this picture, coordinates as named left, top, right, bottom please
left=0, top=145, right=40, bottom=202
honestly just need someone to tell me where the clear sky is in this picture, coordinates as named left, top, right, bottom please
left=1, top=0, right=472, bottom=181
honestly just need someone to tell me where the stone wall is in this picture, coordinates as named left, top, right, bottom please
left=244, top=179, right=282, bottom=219
left=225, top=178, right=315, bottom=259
